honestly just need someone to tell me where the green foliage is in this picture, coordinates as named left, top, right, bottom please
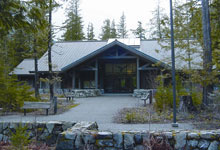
left=117, top=12, right=128, bottom=38
left=62, top=0, right=84, bottom=41
left=10, top=125, right=30, bottom=150
left=125, top=112, right=136, bottom=123
left=131, top=21, right=146, bottom=39
left=191, top=89, right=202, bottom=106
left=87, top=23, right=95, bottom=40
left=154, top=75, right=187, bottom=111
left=100, top=19, right=118, bottom=40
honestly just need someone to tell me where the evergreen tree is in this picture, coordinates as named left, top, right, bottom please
left=110, top=19, right=117, bottom=38
left=87, top=23, right=95, bottom=40
left=100, top=19, right=111, bottom=40
left=131, top=21, right=146, bottom=39
left=118, top=12, right=128, bottom=38
left=62, top=0, right=84, bottom=41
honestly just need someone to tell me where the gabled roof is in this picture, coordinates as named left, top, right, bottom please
left=13, top=39, right=203, bottom=75
left=12, top=59, right=34, bottom=75
left=62, top=40, right=167, bottom=71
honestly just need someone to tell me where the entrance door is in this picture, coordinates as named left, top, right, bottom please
left=104, top=62, right=136, bottom=93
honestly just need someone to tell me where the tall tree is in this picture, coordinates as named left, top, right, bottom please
left=62, top=0, right=84, bottom=41
left=87, top=23, right=95, bottom=40
left=118, top=12, right=128, bottom=38
left=110, top=19, right=117, bottom=38
left=131, top=21, right=146, bottom=39
left=100, top=19, right=111, bottom=40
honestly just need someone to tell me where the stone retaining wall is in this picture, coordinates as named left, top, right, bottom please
left=56, top=128, right=220, bottom=150
left=0, top=121, right=219, bottom=149
left=0, top=121, right=97, bottom=146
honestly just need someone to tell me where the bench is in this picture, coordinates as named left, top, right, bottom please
left=141, top=93, right=150, bottom=106
left=22, top=102, right=52, bottom=116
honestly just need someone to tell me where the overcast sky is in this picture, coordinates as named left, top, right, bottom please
left=52, top=0, right=170, bottom=40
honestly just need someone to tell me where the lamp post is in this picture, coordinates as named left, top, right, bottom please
left=169, top=0, right=178, bottom=127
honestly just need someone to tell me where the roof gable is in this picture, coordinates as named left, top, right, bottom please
left=61, top=40, right=166, bottom=71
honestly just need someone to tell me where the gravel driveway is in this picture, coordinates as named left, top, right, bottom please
left=0, top=95, right=194, bottom=131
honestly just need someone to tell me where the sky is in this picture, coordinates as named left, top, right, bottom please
left=52, top=0, right=170, bottom=40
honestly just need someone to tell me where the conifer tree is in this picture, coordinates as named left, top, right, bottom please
left=132, top=21, right=146, bottom=39
left=110, top=19, right=117, bottom=38
left=118, top=12, right=128, bottom=38
left=100, top=19, right=111, bottom=40
left=62, top=0, right=84, bottom=41
left=87, top=23, right=95, bottom=40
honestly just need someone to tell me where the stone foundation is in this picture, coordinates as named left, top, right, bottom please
left=133, top=89, right=156, bottom=98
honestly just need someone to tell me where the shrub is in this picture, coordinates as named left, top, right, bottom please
left=10, top=124, right=30, bottom=150
left=154, top=75, right=187, bottom=112
left=125, top=112, right=137, bottom=123
left=0, top=74, right=38, bottom=111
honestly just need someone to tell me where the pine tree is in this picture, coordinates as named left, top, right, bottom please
left=62, top=0, right=84, bottom=41
left=100, top=19, right=111, bottom=40
left=118, top=12, right=128, bottom=38
left=110, top=19, right=117, bottom=38
left=87, top=23, right=95, bottom=40
left=131, top=21, right=146, bottom=39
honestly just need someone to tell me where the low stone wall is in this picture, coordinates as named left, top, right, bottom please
left=56, top=128, right=220, bottom=150
left=0, top=121, right=97, bottom=146
left=72, top=89, right=102, bottom=98
left=133, top=89, right=156, bottom=98
left=1, top=121, right=219, bottom=149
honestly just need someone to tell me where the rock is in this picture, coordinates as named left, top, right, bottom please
left=83, top=133, right=96, bottom=144
left=62, top=122, right=74, bottom=131
left=198, top=140, right=210, bottom=149
left=134, top=133, right=142, bottom=144
left=187, top=140, right=198, bottom=148
left=188, top=132, right=200, bottom=139
left=65, top=131, right=77, bottom=140
left=174, top=132, right=186, bottom=149
left=3, top=135, right=9, bottom=142
left=0, top=123, right=3, bottom=133
left=97, top=131, right=112, bottom=139
left=208, top=141, right=219, bottom=150
left=163, top=132, right=173, bottom=139
left=56, top=139, right=74, bottom=150
left=46, top=122, right=55, bottom=134
left=134, top=145, right=145, bottom=150
left=0, top=134, right=3, bottom=141
left=124, top=133, right=134, bottom=149
left=113, top=133, right=123, bottom=149
left=96, top=139, right=114, bottom=147
left=200, top=131, right=216, bottom=140
left=3, top=122, right=9, bottom=130
left=75, top=134, right=83, bottom=149
left=141, top=132, right=150, bottom=143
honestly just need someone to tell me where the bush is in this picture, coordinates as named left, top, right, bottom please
left=10, top=124, right=30, bottom=150
left=0, top=74, right=38, bottom=111
left=154, top=75, right=187, bottom=112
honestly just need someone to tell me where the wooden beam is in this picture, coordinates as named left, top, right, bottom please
left=138, top=67, right=158, bottom=70
left=137, top=57, right=140, bottom=89
left=95, top=59, right=98, bottom=89
left=72, top=71, right=75, bottom=89
left=99, top=56, right=136, bottom=59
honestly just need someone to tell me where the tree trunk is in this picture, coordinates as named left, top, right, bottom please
left=201, top=0, right=213, bottom=105
left=48, top=0, right=54, bottom=100
left=34, top=38, right=39, bottom=98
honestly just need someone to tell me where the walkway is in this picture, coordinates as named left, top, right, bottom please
left=0, top=95, right=194, bottom=131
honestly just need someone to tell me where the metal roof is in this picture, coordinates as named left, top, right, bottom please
left=12, top=59, right=35, bottom=75
left=13, top=39, right=202, bottom=75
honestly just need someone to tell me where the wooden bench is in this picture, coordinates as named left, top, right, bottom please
left=141, top=93, right=150, bottom=106
left=22, top=102, right=52, bottom=116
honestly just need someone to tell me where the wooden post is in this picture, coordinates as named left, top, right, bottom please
left=54, top=96, right=57, bottom=114
left=137, top=57, right=140, bottom=89
left=95, top=59, right=98, bottom=89
left=78, top=77, right=81, bottom=89
left=72, top=71, right=75, bottom=89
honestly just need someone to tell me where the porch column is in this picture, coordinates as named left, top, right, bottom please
left=95, top=59, right=98, bottom=89
left=78, top=77, right=81, bottom=89
left=72, top=71, right=75, bottom=89
left=137, top=57, right=140, bottom=89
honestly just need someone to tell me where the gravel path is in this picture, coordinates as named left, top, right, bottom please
left=0, top=95, right=194, bottom=131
